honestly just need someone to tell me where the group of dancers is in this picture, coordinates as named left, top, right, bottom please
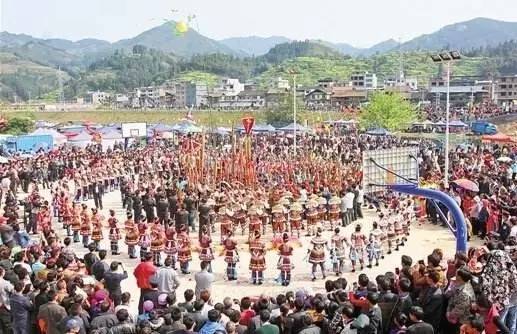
left=32, top=180, right=419, bottom=286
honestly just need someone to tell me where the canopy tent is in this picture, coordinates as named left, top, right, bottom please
left=324, top=119, right=357, bottom=125
left=68, top=131, right=93, bottom=148
left=448, top=120, right=468, bottom=127
left=278, top=123, right=310, bottom=133
left=171, top=120, right=203, bottom=133
left=100, top=130, right=123, bottom=151
left=34, top=120, right=57, bottom=128
left=236, top=123, right=276, bottom=133
left=366, top=128, right=390, bottom=136
left=482, top=133, right=515, bottom=143
left=29, top=128, right=67, bottom=146
left=150, top=123, right=174, bottom=133
left=209, top=127, right=231, bottom=135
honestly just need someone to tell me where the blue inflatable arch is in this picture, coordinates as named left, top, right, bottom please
left=389, top=184, right=468, bottom=253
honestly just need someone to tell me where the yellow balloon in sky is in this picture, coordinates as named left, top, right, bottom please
left=175, top=21, right=189, bottom=35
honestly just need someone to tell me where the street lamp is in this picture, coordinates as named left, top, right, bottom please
left=431, top=51, right=462, bottom=188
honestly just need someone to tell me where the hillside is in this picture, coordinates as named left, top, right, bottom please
left=219, top=36, right=291, bottom=56
left=113, top=22, right=241, bottom=57
left=0, top=52, right=69, bottom=101
left=262, top=41, right=343, bottom=63
left=401, top=17, right=517, bottom=51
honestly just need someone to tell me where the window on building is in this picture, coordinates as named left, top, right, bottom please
left=501, top=92, right=507, bottom=96
left=501, top=85, right=507, bottom=89
left=501, top=78, right=506, bottom=82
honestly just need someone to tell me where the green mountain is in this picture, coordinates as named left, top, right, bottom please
left=401, top=17, right=517, bottom=51
left=113, top=22, right=242, bottom=57
left=219, top=36, right=291, bottom=56
left=262, top=41, right=343, bottom=63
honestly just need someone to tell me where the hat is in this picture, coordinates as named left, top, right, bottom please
left=329, top=196, right=340, bottom=205
left=66, top=319, right=80, bottom=331
left=248, top=206, right=257, bottom=215
left=143, top=300, right=154, bottom=312
left=318, top=197, right=327, bottom=205
left=272, top=204, right=284, bottom=214
left=158, top=293, right=168, bottom=306
left=290, top=202, right=302, bottom=212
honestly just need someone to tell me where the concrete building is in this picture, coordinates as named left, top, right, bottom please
left=218, top=78, right=245, bottom=96
left=270, top=77, right=290, bottom=90
left=84, top=91, right=110, bottom=105
left=186, top=83, right=208, bottom=107
left=330, top=86, right=368, bottom=106
left=384, top=77, right=418, bottom=91
left=304, top=88, right=331, bottom=107
left=351, top=72, right=378, bottom=89
left=429, top=76, right=489, bottom=105
left=495, top=75, right=517, bottom=106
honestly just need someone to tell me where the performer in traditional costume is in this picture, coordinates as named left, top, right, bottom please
left=277, top=233, right=294, bottom=286
left=272, top=204, right=286, bottom=238
left=249, top=230, right=266, bottom=285
left=164, top=227, right=178, bottom=269
left=232, top=203, right=247, bottom=236
left=367, top=221, right=383, bottom=268
left=80, top=205, right=91, bottom=248
left=62, top=197, right=73, bottom=237
left=138, top=219, right=150, bottom=259
left=289, top=202, right=303, bottom=238
left=328, top=196, right=341, bottom=231
left=317, top=197, right=328, bottom=227
left=349, top=224, right=367, bottom=272
left=198, top=225, right=214, bottom=272
left=71, top=202, right=81, bottom=243
left=305, top=199, right=319, bottom=236
left=223, top=230, right=239, bottom=280
left=219, top=207, right=233, bottom=244
left=124, top=216, right=139, bottom=259
left=150, top=227, right=165, bottom=267
left=91, top=208, right=103, bottom=251
left=386, top=214, right=396, bottom=254
left=309, top=228, right=328, bottom=281
left=393, top=210, right=403, bottom=251
left=248, top=206, right=262, bottom=242
left=108, top=209, right=121, bottom=255
left=177, top=224, right=192, bottom=274
left=330, top=227, right=348, bottom=275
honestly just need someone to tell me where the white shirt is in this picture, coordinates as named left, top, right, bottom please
left=344, top=192, right=355, bottom=209
left=356, top=189, right=364, bottom=204
left=0, top=277, right=13, bottom=310
left=510, top=225, right=517, bottom=238
left=155, top=266, right=180, bottom=293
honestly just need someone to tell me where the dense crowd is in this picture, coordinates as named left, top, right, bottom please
left=0, top=129, right=515, bottom=334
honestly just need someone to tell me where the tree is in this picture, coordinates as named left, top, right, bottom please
left=1, top=116, right=34, bottom=135
left=264, top=92, right=304, bottom=126
left=359, top=92, right=416, bottom=131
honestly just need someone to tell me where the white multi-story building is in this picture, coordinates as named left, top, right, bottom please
left=351, top=72, right=378, bottom=89
left=270, top=77, right=290, bottom=90
left=218, top=78, right=245, bottom=96
left=84, top=91, right=110, bottom=105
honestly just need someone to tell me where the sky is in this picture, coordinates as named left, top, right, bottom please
left=1, top=0, right=517, bottom=47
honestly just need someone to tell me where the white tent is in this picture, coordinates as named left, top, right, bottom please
left=68, top=131, right=92, bottom=148
left=100, top=130, right=123, bottom=151
left=30, top=128, right=68, bottom=146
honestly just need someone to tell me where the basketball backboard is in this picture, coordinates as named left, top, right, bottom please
left=362, top=146, right=419, bottom=195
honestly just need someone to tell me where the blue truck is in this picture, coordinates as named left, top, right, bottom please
left=5, top=135, right=54, bottom=153
left=470, top=121, right=497, bottom=135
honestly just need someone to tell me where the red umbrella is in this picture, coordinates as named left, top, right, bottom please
left=452, top=178, right=479, bottom=192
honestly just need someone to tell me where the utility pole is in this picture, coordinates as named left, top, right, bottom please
left=58, top=66, right=65, bottom=110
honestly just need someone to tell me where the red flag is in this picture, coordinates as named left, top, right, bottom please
left=241, top=116, right=255, bottom=135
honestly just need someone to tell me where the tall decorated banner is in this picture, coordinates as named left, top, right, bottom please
left=241, top=116, right=255, bottom=186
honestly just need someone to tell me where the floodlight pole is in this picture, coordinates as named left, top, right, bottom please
left=444, top=61, right=450, bottom=188
left=293, top=73, right=297, bottom=156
